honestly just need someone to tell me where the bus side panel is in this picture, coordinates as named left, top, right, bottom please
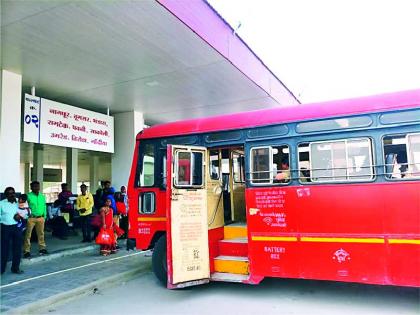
left=135, top=188, right=167, bottom=250
left=246, top=187, right=300, bottom=279
left=295, top=184, right=387, bottom=284
left=246, top=183, right=420, bottom=287
left=382, top=182, right=420, bottom=286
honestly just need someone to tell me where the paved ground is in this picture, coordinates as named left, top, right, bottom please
left=42, top=272, right=420, bottom=315
left=0, top=245, right=150, bottom=314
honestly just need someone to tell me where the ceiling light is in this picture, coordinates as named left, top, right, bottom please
left=145, top=81, right=160, bottom=87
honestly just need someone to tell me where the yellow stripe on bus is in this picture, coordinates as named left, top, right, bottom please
left=300, top=237, right=384, bottom=243
left=389, top=239, right=420, bottom=245
left=137, top=217, right=167, bottom=222
left=251, top=236, right=298, bottom=242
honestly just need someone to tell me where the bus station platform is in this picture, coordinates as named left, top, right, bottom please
left=0, top=243, right=151, bottom=314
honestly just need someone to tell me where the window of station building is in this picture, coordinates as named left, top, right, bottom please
left=175, top=150, right=204, bottom=187
left=232, top=151, right=245, bottom=183
left=296, top=116, right=372, bottom=133
left=250, top=145, right=290, bottom=185
left=137, top=143, right=155, bottom=187
left=304, top=138, right=374, bottom=183
left=383, top=133, right=420, bottom=179
left=209, top=150, right=220, bottom=180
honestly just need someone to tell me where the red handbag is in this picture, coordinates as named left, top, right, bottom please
left=95, top=228, right=115, bottom=245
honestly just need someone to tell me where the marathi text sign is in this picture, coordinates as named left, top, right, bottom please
left=23, top=94, right=114, bottom=153
left=170, top=189, right=209, bottom=284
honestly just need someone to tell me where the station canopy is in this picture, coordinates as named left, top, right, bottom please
left=2, top=0, right=299, bottom=126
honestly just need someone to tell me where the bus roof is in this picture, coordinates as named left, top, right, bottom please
left=138, top=89, right=420, bottom=140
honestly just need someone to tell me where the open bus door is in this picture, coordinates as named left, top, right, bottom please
left=166, top=145, right=210, bottom=289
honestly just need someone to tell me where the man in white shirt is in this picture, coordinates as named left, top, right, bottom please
left=1, top=187, right=24, bottom=274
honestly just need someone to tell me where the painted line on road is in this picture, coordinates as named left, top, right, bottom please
left=0, top=251, right=148, bottom=289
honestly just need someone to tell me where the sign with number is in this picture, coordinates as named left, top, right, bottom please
left=23, top=94, right=114, bottom=153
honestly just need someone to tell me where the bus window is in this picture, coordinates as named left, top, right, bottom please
left=139, top=192, right=156, bottom=214
left=209, top=150, right=220, bottom=180
left=383, top=135, right=408, bottom=179
left=175, top=151, right=204, bottom=187
left=137, top=143, right=155, bottom=187
left=309, top=138, right=373, bottom=182
left=162, top=154, right=167, bottom=188
left=250, top=147, right=270, bottom=184
left=250, top=145, right=290, bottom=184
left=383, top=133, right=420, bottom=179
left=272, top=145, right=290, bottom=183
left=407, top=133, right=420, bottom=177
left=298, top=143, right=311, bottom=183
left=232, top=151, right=245, bottom=183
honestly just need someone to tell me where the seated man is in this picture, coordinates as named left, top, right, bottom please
left=274, top=160, right=291, bottom=183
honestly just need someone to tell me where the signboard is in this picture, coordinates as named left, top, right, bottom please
left=23, top=94, right=114, bottom=153
left=30, top=168, right=62, bottom=182
left=170, top=189, right=210, bottom=284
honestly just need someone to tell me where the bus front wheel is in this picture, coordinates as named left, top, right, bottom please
left=152, top=234, right=167, bottom=286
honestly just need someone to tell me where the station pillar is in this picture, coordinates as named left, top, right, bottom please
left=89, top=154, right=99, bottom=193
left=32, top=144, right=44, bottom=190
left=66, top=148, right=78, bottom=193
left=111, top=111, right=144, bottom=190
left=0, top=70, right=22, bottom=192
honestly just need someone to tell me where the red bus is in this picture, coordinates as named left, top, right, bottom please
left=128, top=90, right=420, bottom=289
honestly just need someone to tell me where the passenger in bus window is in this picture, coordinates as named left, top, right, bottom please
left=274, top=159, right=290, bottom=182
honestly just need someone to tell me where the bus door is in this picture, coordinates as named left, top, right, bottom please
left=230, top=150, right=246, bottom=222
left=208, top=149, right=224, bottom=229
left=166, top=145, right=210, bottom=288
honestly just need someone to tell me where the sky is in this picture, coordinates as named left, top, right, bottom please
left=207, top=0, right=420, bottom=103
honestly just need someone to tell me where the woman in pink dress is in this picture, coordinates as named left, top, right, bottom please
left=99, top=198, right=116, bottom=256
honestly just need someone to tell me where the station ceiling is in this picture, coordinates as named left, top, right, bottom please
left=2, top=0, right=298, bottom=126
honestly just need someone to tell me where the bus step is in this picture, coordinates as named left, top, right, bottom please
left=210, top=272, right=250, bottom=283
left=223, top=224, right=247, bottom=239
left=219, top=238, right=248, bottom=257
left=214, top=255, right=249, bottom=275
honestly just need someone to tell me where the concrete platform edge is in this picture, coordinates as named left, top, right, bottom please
left=21, top=245, right=96, bottom=266
left=7, top=258, right=152, bottom=315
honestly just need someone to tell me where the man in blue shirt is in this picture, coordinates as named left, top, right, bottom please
left=1, top=187, right=24, bottom=274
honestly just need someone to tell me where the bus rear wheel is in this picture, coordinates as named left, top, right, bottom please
left=152, top=234, right=167, bottom=286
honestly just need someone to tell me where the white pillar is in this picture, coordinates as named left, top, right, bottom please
left=112, top=111, right=144, bottom=190
left=33, top=144, right=44, bottom=190
left=89, top=155, right=99, bottom=193
left=0, top=70, right=22, bottom=192
left=66, top=148, right=78, bottom=193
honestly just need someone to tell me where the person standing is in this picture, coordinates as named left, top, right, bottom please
left=99, top=198, right=116, bottom=256
left=118, top=186, right=129, bottom=239
left=102, top=181, right=119, bottom=245
left=1, top=187, right=24, bottom=274
left=24, top=181, right=48, bottom=258
left=76, top=184, right=94, bottom=242
left=58, top=183, right=73, bottom=224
